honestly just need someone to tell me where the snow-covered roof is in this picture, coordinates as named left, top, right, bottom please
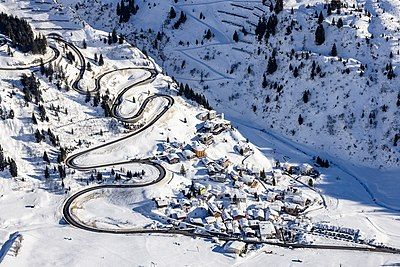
left=166, top=153, right=180, bottom=161
left=191, top=141, right=206, bottom=151
left=224, top=241, right=246, bottom=254
left=259, top=221, right=276, bottom=236
left=182, top=149, right=195, bottom=158
left=205, top=216, right=216, bottom=224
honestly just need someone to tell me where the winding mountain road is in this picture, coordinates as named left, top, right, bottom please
left=41, top=35, right=400, bottom=255
left=47, top=34, right=174, bottom=233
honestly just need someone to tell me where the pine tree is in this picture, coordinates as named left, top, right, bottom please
left=255, top=18, right=266, bottom=42
left=35, top=129, right=43, bottom=143
left=293, top=66, right=299, bottom=77
left=337, top=18, right=343, bottom=28
left=204, top=29, right=212, bottom=39
left=9, top=159, right=17, bottom=177
left=330, top=43, right=337, bottom=56
left=302, top=90, right=310, bottom=103
left=298, top=114, right=304, bottom=125
left=112, top=29, right=118, bottom=43
left=0, top=147, right=5, bottom=172
left=233, top=31, right=239, bottom=42
left=169, top=7, right=177, bottom=19
left=44, top=166, right=50, bottom=179
left=85, top=90, right=91, bottom=103
left=43, top=151, right=50, bottom=164
left=262, top=74, right=268, bottom=88
left=82, top=39, right=87, bottom=49
left=274, top=0, right=283, bottom=14
left=32, top=113, right=37, bottom=124
left=40, top=58, right=45, bottom=75
left=315, top=24, right=325, bottom=45
left=318, top=11, right=324, bottom=24
left=267, top=53, right=278, bottom=74
left=98, top=54, right=104, bottom=66
left=180, top=164, right=186, bottom=175
left=119, top=34, right=124, bottom=44
left=58, top=147, right=67, bottom=163
left=266, top=14, right=278, bottom=35
left=116, top=2, right=121, bottom=16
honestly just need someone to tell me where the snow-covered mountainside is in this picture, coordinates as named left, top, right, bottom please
left=61, top=0, right=400, bottom=169
left=1, top=0, right=400, bottom=266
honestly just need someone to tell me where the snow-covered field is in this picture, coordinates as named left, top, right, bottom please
left=0, top=0, right=399, bottom=266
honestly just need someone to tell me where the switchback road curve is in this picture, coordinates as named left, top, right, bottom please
left=0, top=45, right=59, bottom=71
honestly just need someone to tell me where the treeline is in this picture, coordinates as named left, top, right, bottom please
left=177, top=82, right=212, bottom=110
left=0, top=145, right=17, bottom=177
left=0, top=12, right=46, bottom=54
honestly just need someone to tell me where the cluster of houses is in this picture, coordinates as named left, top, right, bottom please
left=158, top=140, right=206, bottom=164
left=150, top=110, right=329, bottom=254
left=151, top=172, right=318, bottom=249
left=157, top=110, right=232, bottom=165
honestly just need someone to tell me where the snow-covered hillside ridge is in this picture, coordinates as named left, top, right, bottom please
left=61, top=0, right=400, bottom=169
left=1, top=1, right=400, bottom=265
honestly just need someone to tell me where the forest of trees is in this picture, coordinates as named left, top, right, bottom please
left=0, top=145, right=17, bottom=177
left=116, top=0, right=138, bottom=23
left=0, top=12, right=47, bottom=54
left=178, top=82, right=212, bottom=110
left=21, top=72, right=42, bottom=104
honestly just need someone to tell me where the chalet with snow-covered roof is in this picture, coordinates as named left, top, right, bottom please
left=203, top=118, right=231, bottom=135
left=190, top=142, right=206, bottom=158
left=243, top=227, right=256, bottom=237
left=166, top=153, right=180, bottom=164
left=231, top=208, right=246, bottom=220
left=259, top=221, right=276, bottom=240
left=170, top=209, right=187, bottom=220
left=224, top=240, right=246, bottom=254
left=284, top=203, right=301, bottom=216
left=291, top=195, right=310, bottom=207
left=208, top=202, right=222, bottom=217
left=199, top=133, right=214, bottom=145
left=155, top=198, right=169, bottom=208
left=205, top=216, right=217, bottom=225
left=235, top=142, right=252, bottom=156
left=181, top=149, right=196, bottom=160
